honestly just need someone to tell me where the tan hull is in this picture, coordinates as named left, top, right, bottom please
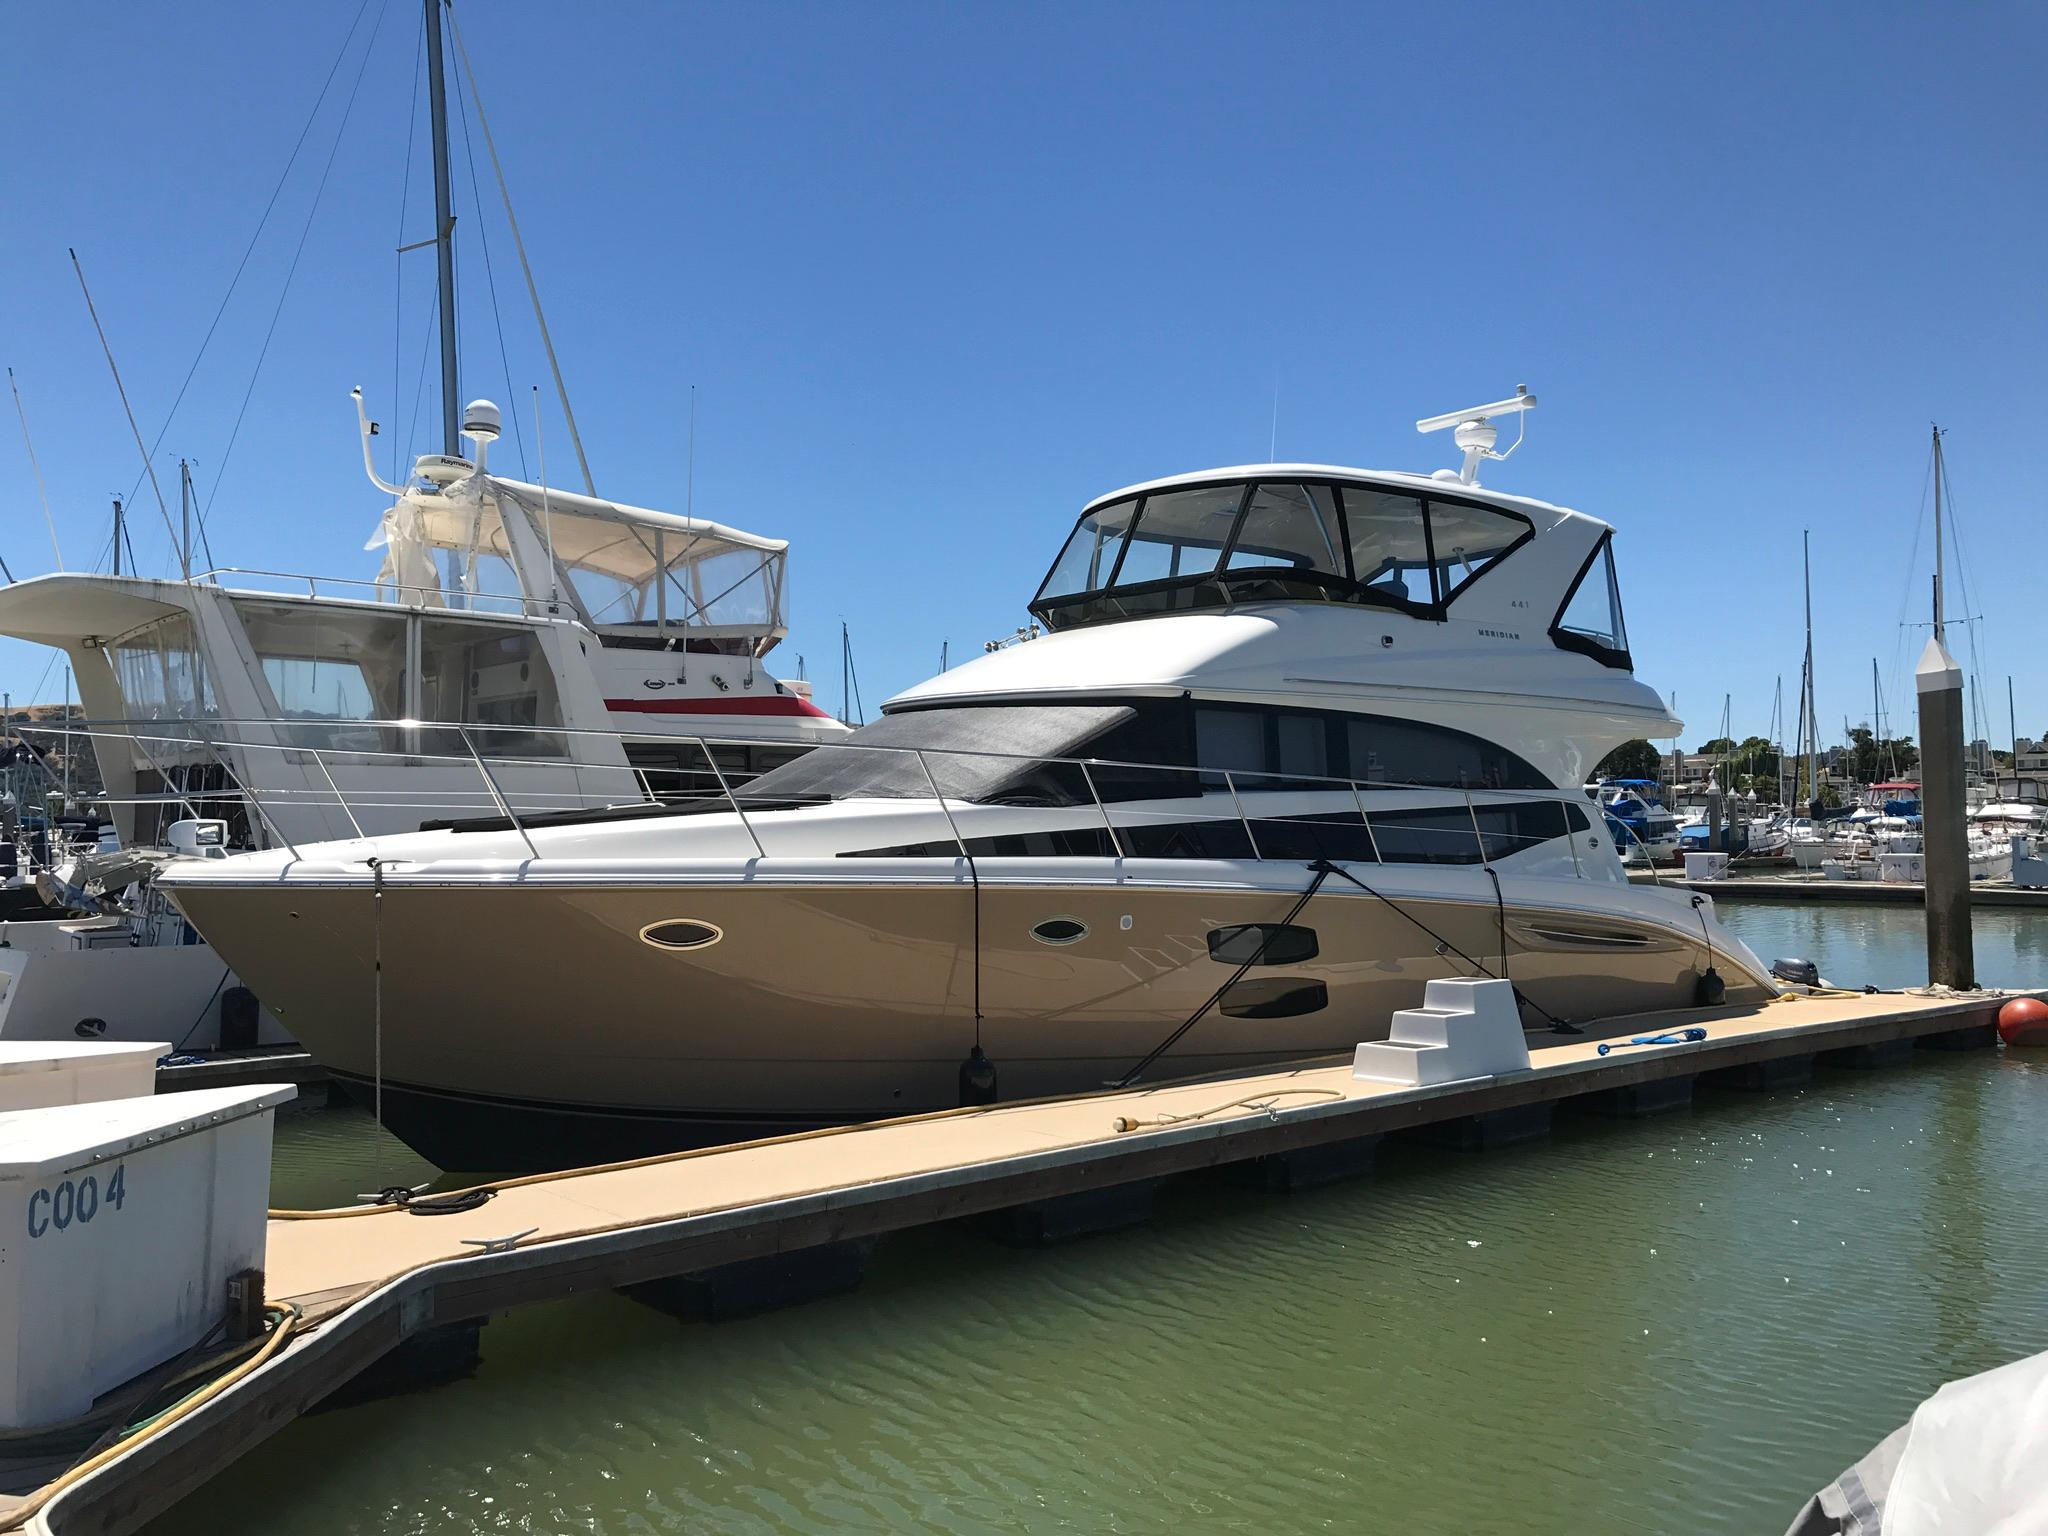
left=175, top=879, right=1768, bottom=1125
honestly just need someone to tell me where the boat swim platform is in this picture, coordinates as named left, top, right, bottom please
left=28, top=985, right=2034, bottom=1535
left=1625, top=867, right=2048, bottom=906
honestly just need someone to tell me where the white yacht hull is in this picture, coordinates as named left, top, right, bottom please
left=0, top=920, right=288, bottom=1050
left=169, top=859, right=1773, bottom=1169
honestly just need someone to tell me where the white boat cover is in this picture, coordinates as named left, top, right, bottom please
left=1784, top=1345, right=2048, bottom=1534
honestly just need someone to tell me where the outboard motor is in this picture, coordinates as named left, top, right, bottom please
left=1771, top=957, right=1821, bottom=988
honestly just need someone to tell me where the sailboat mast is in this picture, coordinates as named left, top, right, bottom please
left=424, top=0, right=460, bottom=456
left=1931, top=423, right=1945, bottom=642
left=1802, top=529, right=1817, bottom=809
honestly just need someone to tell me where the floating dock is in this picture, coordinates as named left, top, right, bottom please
left=21, top=985, right=2032, bottom=1535
left=153, top=1047, right=327, bottom=1097
left=1626, top=868, right=2048, bottom=906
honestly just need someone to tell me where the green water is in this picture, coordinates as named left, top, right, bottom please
left=147, top=903, right=2048, bottom=1534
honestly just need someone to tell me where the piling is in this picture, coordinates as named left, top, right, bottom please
left=1916, top=634, right=1974, bottom=988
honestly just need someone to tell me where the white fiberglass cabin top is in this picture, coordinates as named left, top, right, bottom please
left=0, top=398, right=845, bottom=848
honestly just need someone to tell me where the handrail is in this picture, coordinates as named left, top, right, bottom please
left=455, top=726, right=539, bottom=861
left=15, top=713, right=1606, bottom=873
left=186, top=566, right=551, bottom=616
left=697, top=734, right=764, bottom=860
left=1076, top=760, right=1124, bottom=859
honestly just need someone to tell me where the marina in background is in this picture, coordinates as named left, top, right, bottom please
left=0, top=3, right=2040, bottom=1534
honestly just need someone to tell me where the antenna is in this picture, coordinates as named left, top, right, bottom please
left=686, top=385, right=697, bottom=520
left=1415, top=385, right=1537, bottom=485
left=7, top=369, right=62, bottom=570
left=351, top=387, right=406, bottom=495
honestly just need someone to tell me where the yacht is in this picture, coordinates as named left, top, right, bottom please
left=1971, top=775, right=2048, bottom=839
left=0, top=403, right=841, bottom=1044
left=1592, top=780, right=1680, bottom=864
left=162, top=395, right=1780, bottom=1169
left=0, top=400, right=842, bottom=852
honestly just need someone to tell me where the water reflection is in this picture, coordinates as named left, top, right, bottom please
left=1713, top=899, right=2048, bottom=992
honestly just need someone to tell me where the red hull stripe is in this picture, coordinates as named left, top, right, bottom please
left=605, top=695, right=833, bottom=718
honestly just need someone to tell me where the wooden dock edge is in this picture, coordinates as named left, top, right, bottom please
left=34, top=989, right=2025, bottom=1536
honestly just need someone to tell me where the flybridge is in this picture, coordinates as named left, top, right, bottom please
left=353, top=390, right=789, bottom=650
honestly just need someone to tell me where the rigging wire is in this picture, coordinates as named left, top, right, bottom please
left=7, top=369, right=63, bottom=569
left=1938, top=448, right=1992, bottom=749
left=401, top=285, right=439, bottom=472
left=446, top=2, right=595, bottom=493
left=450, top=45, right=530, bottom=479
left=122, top=0, right=380, bottom=521
left=69, top=249, right=186, bottom=566
left=202, top=0, right=394, bottom=523
left=1884, top=444, right=1935, bottom=729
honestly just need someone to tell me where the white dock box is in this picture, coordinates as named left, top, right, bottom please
left=0, top=1083, right=294, bottom=1429
left=1684, top=852, right=1731, bottom=882
left=0, top=1040, right=170, bottom=1112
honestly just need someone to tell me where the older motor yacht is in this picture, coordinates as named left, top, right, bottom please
left=0, top=401, right=841, bottom=1045
left=0, top=397, right=843, bottom=852
left=162, top=394, right=1778, bottom=1168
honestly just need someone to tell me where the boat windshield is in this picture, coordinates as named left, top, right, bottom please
left=1030, top=477, right=1530, bottom=630
left=740, top=704, right=1138, bottom=804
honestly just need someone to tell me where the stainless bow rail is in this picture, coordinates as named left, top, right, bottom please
left=16, top=714, right=1606, bottom=877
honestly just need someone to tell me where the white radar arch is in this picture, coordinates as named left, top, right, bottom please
left=1416, top=385, right=1537, bottom=486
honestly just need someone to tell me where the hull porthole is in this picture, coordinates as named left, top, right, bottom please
left=639, top=919, right=724, bottom=951
left=1031, top=917, right=1088, bottom=946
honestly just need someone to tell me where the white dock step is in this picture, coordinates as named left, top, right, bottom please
left=1353, top=977, right=1532, bottom=1087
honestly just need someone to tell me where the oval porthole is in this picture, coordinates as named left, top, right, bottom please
left=639, top=919, right=724, bottom=951
left=1031, top=917, right=1088, bottom=946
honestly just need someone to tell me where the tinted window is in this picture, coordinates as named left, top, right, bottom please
left=1227, top=484, right=1343, bottom=575
left=1426, top=498, right=1528, bottom=600
left=838, top=802, right=1579, bottom=865
left=1339, top=487, right=1435, bottom=606
left=1476, top=800, right=1569, bottom=860
left=1553, top=534, right=1630, bottom=665
left=1275, top=714, right=1329, bottom=778
left=1038, top=498, right=1137, bottom=601
left=745, top=704, right=1134, bottom=803
left=1195, top=707, right=1266, bottom=776
left=1368, top=806, right=1484, bottom=864
left=1208, top=923, right=1320, bottom=965
left=1345, top=716, right=1544, bottom=790
left=1113, top=485, right=1243, bottom=586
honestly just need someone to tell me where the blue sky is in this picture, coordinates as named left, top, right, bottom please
left=2, top=1, right=2042, bottom=750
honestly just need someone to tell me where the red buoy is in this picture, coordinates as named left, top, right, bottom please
left=1997, top=997, right=2048, bottom=1047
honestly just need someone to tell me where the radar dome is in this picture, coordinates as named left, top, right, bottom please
left=462, top=399, right=502, bottom=442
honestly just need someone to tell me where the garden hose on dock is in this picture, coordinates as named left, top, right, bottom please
left=0, top=1305, right=301, bottom=1532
